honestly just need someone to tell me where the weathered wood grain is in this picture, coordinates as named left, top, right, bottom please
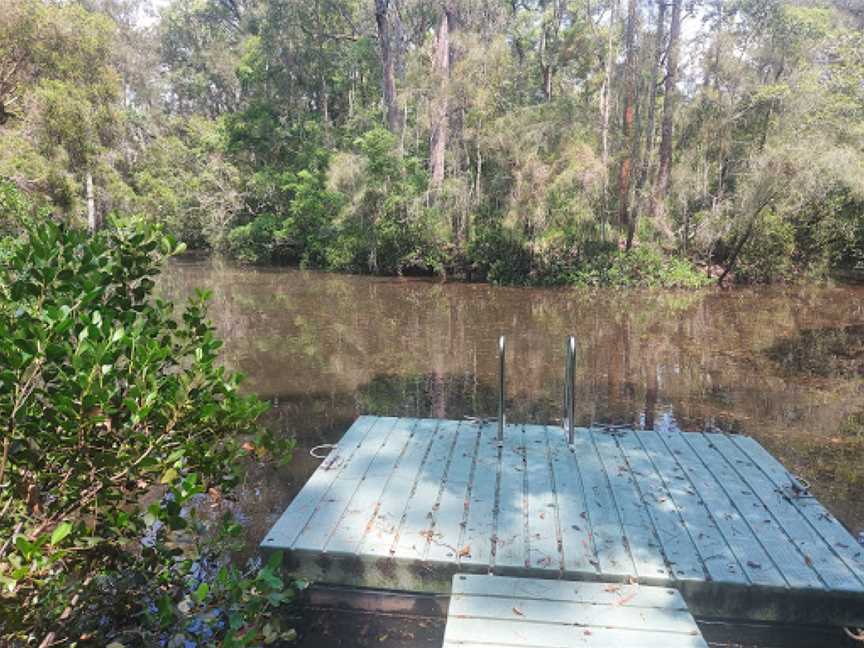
left=616, top=428, right=706, bottom=581
left=523, top=425, right=561, bottom=572
left=458, top=422, right=499, bottom=570
left=545, top=424, right=598, bottom=575
left=444, top=574, right=708, bottom=648
left=591, top=429, right=668, bottom=581
left=494, top=424, right=528, bottom=571
left=706, top=433, right=861, bottom=593
left=426, top=421, right=481, bottom=565
left=263, top=415, right=380, bottom=550
left=264, top=417, right=864, bottom=627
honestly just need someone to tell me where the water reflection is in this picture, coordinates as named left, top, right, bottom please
left=158, top=258, right=864, bottom=538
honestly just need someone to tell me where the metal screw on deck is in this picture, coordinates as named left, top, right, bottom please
left=497, top=335, right=506, bottom=444
left=564, top=335, right=576, bottom=446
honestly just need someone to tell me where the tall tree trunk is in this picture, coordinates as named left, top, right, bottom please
left=539, top=26, right=551, bottom=102
left=655, top=0, right=682, bottom=207
left=429, top=4, right=452, bottom=190
left=321, top=77, right=332, bottom=144
left=542, top=63, right=553, bottom=102
left=600, top=0, right=619, bottom=240
left=634, top=0, right=666, bottom=224
left=86, top=170, right=98, bottom=233
left=375, top=0, right=401, bottom=134
left=617, top=0, right=638, bottom=249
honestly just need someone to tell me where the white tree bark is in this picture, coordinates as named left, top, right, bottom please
left=86, top=171, right=98, bottom=232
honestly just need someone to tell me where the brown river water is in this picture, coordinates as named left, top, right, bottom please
left=159, top=258, right=864, bottom=563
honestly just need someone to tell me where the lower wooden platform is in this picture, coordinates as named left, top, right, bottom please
left=443, top=574, right=708, bottom=648
left=262, top=416, right=864, bottom=627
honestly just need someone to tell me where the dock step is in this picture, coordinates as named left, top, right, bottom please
left=262, top=416, right=864, bottom=627
left=443, top=574, right=707, bottom=648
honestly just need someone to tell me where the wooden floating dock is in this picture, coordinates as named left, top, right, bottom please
left=443, top=574, right=707, bottom=648
left=263, top=415, right=864, bottom=628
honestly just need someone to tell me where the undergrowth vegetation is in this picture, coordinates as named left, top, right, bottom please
left=0, top=207, right=298, bottom=646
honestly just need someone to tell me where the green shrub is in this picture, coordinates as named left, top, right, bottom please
left=226, top=213, right=281, bottom=264
left=0, top=218, right=296, bottom=645
left=468, top=223, right=533, bottom=284
left=736, top=209, right=795, bottom=283
left=570, top=245, right=710, bottom=288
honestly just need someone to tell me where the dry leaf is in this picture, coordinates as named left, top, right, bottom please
left=615, top=591, right=637, bottom=606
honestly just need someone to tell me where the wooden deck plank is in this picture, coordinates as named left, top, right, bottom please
left=358, top=418, right=437, bottom=558
left=391, top=420, right=460, bottom=560
left=591, top=429, right=668, bottom=581
left=523, top=425, right=562, bottom=571
left=683, top=433, right=824, bottom=591
left=705, top=433, right=862, bottom=592
left=572, top=427, right=635, bottom=577
left=451, top=573, right=686, bottom=609
left=706, top=433, right=862, bottom=593
left=262, top=415, right=380, bottom=550
left=426, top=422, right=482, bottom=564
left=494, top=424, right=528, bottom=571
left=444, top=574, right=708, bottom=648
left=324, top=418, right=417, bottom=555
left=730, top=434, right=864, bottom=585
left=442, top=619, right=708, bottom=648
left=458, top=422, right=500, bottom=570
left=293, top=417, right=400, bottom=552
left=265, top=417, right=864, bottom=626
left=637, top=430, right=748, bottom=585
left=545, top=426, right=598, bottom=575
left=656, top=429, right=786, bottom=588
left=616, top=429, right=705, bottom=581
left=448, top=594, right=704, bottom=634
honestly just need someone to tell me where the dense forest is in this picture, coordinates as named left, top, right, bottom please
left=1, top=0, right=863, bottom=286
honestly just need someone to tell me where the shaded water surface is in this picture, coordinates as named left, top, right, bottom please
left=158, top=259, right=864, bottom=542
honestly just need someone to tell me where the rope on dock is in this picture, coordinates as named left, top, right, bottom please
left=310, top=444, right=337, bottom=459
left=844, top=627, right=864, bottom=642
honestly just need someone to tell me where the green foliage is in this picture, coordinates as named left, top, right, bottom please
left=4, top=0, right=864, bottom=291
left=568, top=245, right=711, bottom=289
left=0, top=218, right=296, bottom=645
left=0, top=179, right=33, bottom=236
left=132, top=116, right=242, bottom=251
left=227, top=213, right=281, bottom=264
left=468, top=222, right=533, bottom=285
left=736, top=210, right=796, bottom=283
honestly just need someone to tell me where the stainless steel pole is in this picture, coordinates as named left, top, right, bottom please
left=565, top=335, right=576, bottom=445
left=498, top=335, right=506, bottom=443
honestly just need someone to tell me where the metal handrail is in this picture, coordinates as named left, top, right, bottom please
left=564, top=335, right=576, bottom=445
left=497, top=335, right=506, bottom=443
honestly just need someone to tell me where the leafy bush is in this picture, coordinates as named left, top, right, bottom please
left=0, top=218, right=296, bottom=646
left=736, top=210, right=795, bottom=284
left=569, top=245, right=710, bottom=289
left=275, top=170, right=344, bottom=267
left=468, top=223, right=533, bottom=284
left=226, top=213, right=281, bottom=264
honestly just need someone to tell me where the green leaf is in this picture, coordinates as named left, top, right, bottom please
left=193, top=582, right=209, bottom=602
left=160, top=468, right=178, bottom=484
left=50, top=522, right=73, bottom=546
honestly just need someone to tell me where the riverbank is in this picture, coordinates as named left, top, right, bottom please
left=181, top=245, right=864, bottom=291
